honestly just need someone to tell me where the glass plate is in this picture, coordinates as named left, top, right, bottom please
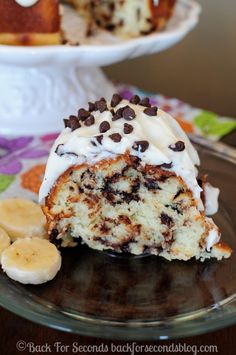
left=0, top=143, right=236, bottom=340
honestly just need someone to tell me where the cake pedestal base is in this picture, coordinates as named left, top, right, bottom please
left=0, top=65, right=115, bottom=136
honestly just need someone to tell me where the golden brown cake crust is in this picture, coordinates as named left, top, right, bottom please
left=0, top=0, right=60, bottom=34
left=0, top=33, right=61, bottom=46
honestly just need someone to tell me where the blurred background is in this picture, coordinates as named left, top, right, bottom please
left=104, top=0, right=236, bottom=117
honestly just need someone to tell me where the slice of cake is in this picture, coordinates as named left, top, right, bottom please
left=68, top=0, right=176, bottom=37
left=39, top=94, right=232, bottom=261
left=0, top=0, right=61, bottom=45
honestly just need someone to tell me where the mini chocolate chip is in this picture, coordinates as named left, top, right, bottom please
left=122, top=106, right=136, bottom=120
left=105, top=24, right=116, bottom=31
left=78, top=108, right=90, bottom=121
left=132, top=140, right=149, bottom=152
left=84, top=115, right=95, bottom=126
left=95, top=98, right=108, bottom=113
left=63, top=118, right=70, bottom=128
left=124, top=123, right=133, bottom=134
left=88, top=102, right=95, bottom=112
left=161, top=162, right=173, bottom=169
left=169, top=141, right=185, bottom=152
left=143, top=245, right=151, bottom=254
left=51, top=228, right=59, bottom=238
left=174, top=189, right=184, bottom=199
left=112, top=107, right=124, bottom=121
left=95, top=135, right=103, bottom=144
left=55, top=146, right=77, bottom=158
left=50, top=229, right=61, bottom=246
left=140, top=97, right=151, bottom=107
left=129, top=95, right=140, bottom=104
left=109, top=133, right=122, bottom=142
left=111, top=93, right=122, bottom=107
left=66, top=152, right=78, bottom=157
left=145, top=178, right=160, bottom=190
left=110, top=109, right=115, bottom=115
left=130, top=155, right=141, bottom=166
left=69, top=115, right=81, bottom=131
left=197, top=178, right=203, bottom=188
left=120, top=243, right=130, bottom=253
left=160, top=213, right=174, bottom=228
left=144, top=106, right=158, bottom=116
left=55, top=144, right=64, bottom=156
left=99, top=121, right=110, bottom=133
left=69, top=115, right=78, bottom=120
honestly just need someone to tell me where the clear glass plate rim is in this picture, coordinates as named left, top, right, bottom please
left=0, top=142, right=236, bottom=340
left=1, top=286, right=236, bottom=340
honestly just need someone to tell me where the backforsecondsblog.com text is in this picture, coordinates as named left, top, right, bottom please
left=16, top=340, right=218, bottom=355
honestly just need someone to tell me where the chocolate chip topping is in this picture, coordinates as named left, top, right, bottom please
left=69, top=115, right=81, bottom=131
left=160, top=213, right=174, bottom=228
left=130, top=155, right=141, bottom=166
left=50, top=228, right=62, bottom=246
left=123, top=123, right=133, bottom=134
left=63, top=118, right=70, bottom=128
left=78, top=108, right=90, bottom=121
left=55, top=144, right=64, bottom=156
left=132, top=140, right=149, bottom=153
left=140, top=97, right=151, bottom=107
left=95, top=98, right=108, bottom=113
left=88, top=102, right=95, bottom=112
left=55, top=144, right=78, bottom=158
left=169, top=141, right=185, bottom=152
left=129, top=94, right=140, bottom=104
left=161, top=162, right=173, bottom=169
left=95, top=135, right=103, bottom=144
left=109, top=133, right=122, bottom=142
left=112, top=107, right=124, bottom=121
left=84, top=115, right=95, bottom=126
left=99, top=121, right=110, bottom=133
left=144, top=106, right=158, bottom=116
left=111, top=93, right=122, bottom=107
left=145, top=178, right=160, bottom=190
left=122, top=106, right=136, bottom=120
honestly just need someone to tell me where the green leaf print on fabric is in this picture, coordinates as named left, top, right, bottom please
left=0, top=174, right=15, bottom=193
left=194, top=111, right=236, bottom=138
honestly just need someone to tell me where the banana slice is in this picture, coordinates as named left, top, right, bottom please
left=0, top=199, right=47, bottom=241
left=1, top=237, right=61, bottom=284
left=0, top=227, right=10, bottom=261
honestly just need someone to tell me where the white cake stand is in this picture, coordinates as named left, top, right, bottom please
left=0, top=0, right=200, bottom=136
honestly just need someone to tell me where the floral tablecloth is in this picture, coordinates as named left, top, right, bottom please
left=0, top=84, right=236, bottom=200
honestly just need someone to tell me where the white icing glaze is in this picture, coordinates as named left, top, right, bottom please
left=15, top=0, right=38, bottom=7
left=205, top=217, right=221, bottom=251
left=204, top=182, right=219, bottom=216
left=39, top=99, right=203, bottom=207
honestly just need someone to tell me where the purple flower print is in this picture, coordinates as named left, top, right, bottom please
left=0, top=136, right=48, bottom=175
left=0, top=137, right=33, bottom=158
left=40, top=133, right=59, bottom=143
left=119, top=89, right=133, bottom=101
left=0, top=160, right=22, bottom=175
